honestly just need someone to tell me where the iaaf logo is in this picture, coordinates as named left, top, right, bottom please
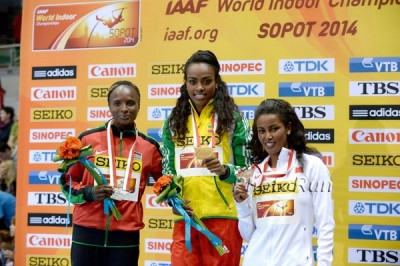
left=88, top=63, right=136, bottom=79
left=148, top=84, right=181, bottom=99
left=228, top=82, right=265, bottom=97
left=239, top=105, right=257, bottom=120
left=29, top=171, right=61, bottom=185
left=349, top=176, right=400, bottom=193
left=304, top=129, right=334, bottom=143
left=30, top=128, right=75, bottom=143
left=28, top=192, right=68, bottom=206
left=294, top=105, right=334, bottom=120
left=349, top=105, right=400, bottom=120
left=144, top=261, right=171, bottom=266
left=145, top=238, right=172, bottom=254
left=146, top=194, right=171, bottom=209
left=349, top=57, right=400, bottom=72
left=29, top=150, right=57, bottom=164
left=87, top=107, right=112, bottom=121
left=349, top=81, right=400, bottom=96
left=348, top=224, right=400, bottom=241
left=147, top=128, right=162, bottom=142
left=148, top=106, right=173, bottom=121
left=348, top=248, right=400, bottom=264
left=28, top=213, right=72, bottom=227
left=26, top=234, right=71, bottom=249
left=220, top=60, right=265, bottom=75
left=31, top=86, right=76, bottom=101
left=349, top=200, right=400, bottom=217
left=279, top=58, right=334, bottom=74
left=32, top=66, right=76, bottom=80
left=279, top=82, right=334, bottom=97
left=349, top=129, right=400, bottom=144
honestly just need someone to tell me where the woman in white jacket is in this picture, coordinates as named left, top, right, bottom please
left=233, top=99, right=334, bottom=266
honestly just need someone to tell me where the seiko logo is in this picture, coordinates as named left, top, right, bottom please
left=349, top=200, right=400, bottom=216
left=28, top=255, right=71, bottom=266
left=349, top=81, right=400, bottom=96
left=350, top=129, right=400, bottom=144
left=279, top=58, right=334, bottom=74
left=350, top=57, right=400, bottom=73
left=32, top=66, right=76, bottom=79
left=26, top=234, right=72, bottom=248
left=349, top=105, right=400, bottom=120
left=294, top=105, right=334, bottom=120
left=352, top=153, right=400, bottom=167
left=146, top=218, right=174, bottom=230
left=31, top=108, right=76, bottom=121
left=88, top=64, right=136, bottom=78
left=89, top=86, right=109, bottom=99
left=279, top=82, right=334, bottom=97
left=28, top=213, right=72, bottom=227
left=148, top=84, right=181, bottom=98
left=348, top=248, right=400, bottom=264
left=31, top=86, right=76, bottom=101
left=304, top=129, right=334, bottom=143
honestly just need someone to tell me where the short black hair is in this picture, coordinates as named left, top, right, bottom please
left=0, top=142, right=11, bottom=152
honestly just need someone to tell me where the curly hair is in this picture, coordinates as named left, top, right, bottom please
left=250, top=99, right=320, bottom=164
left=168, top=50, right=239, bottom=142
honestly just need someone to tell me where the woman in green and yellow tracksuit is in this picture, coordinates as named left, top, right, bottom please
left=161, top=50, right=252, bottom=266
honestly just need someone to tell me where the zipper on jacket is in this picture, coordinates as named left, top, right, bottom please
left=104, top=215, right=111, bottom=246
left=213, top=176, right=231, bottom=209
left=119, top=131, right=123, bottom=156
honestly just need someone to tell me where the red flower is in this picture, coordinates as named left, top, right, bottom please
left=153, top=175, right=173, bottom=195
left=58, top=137, right=83, bottom=160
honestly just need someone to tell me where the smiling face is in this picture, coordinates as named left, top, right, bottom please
left=108, top=85, right=140, bottom=130
left=185, top=63, right=218, bottom=114
left=256, top=113, right=291, bottom=166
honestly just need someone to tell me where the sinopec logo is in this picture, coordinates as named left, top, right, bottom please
left=349, top=57, right=400, bottom=72
left=148, top=84, right=181, bottom=99
left=28, top=213, right=72, bottom=227
left=351, top=153, right=400, bottom=167
left=219, top=60, right=265, bottom=75
left=349, top=176, right=400, bottom=193
left=349, top=129, right=400, bottom=144
left=349, top=105, right=400, bottom=120
left=348, top=248, right=400, bottom=264
left=31, top=108, right=76, bottom=122
left=27, top=255, right=71, bottom=266
left=31, top=86, right=76, bottom=101
left=30, top=128, right=75, bottom=143
left=87, top=107, right=112, bottom=121
left=348, top=224, right=400, bottom=241
left=294, top=105, right=334, bottom=120
left=26, top=234, right=71, bottom=248
left=145, top=238, right=172, bottom=254
left=349, top=80, right=400, bottom=96
left=279, top=82, right=334, bottom=97
left=279, top=58, right=334, bottom=74
left=32, top=66, right=76, bottom=79
left=304, top=129, right=334, bottom=143
left=349, top=200, right=400, bottom=217
left=88, top=63, right=136, bottom=78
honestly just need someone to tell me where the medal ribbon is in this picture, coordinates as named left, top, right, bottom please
left=259, top=149, right=295, bottom=184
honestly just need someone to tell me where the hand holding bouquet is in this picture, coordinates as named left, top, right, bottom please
left=53, top=136, right=122, bottom=221
left=153, top=175, right=228, bottom=255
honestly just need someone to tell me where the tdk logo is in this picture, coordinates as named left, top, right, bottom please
left=148, top=128, right=162, bottom=142
left=279, top=82, right=334, bottom=97
left=304, top=129, right=334, bottom=143
left=279, top=58, right=334, bottom=74
left=29, top=150, right=57, bottom=164
left=239, top=106, right=257, bottom=120
left=349, top=224, right=400, bottom=241
left=350, top=105, right=400, bottom=120
left=349, top=200, right=400, bottom=217
left=227, top=83, right=265, bottom=97
left=350, top=57, right=400, bottom=72
left=349, top=81, right=400, bottom=96
left=148, top=107, right=173, bottom=121
left=29, top=171, right=61, bottom=185
left=32, top=66, right=76, bottom=79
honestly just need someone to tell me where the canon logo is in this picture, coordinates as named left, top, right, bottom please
left=32, top=66, right=76, bottom=80
left=31, top=86, right=76, bottom=101
left=305, top=129, right=334, bottom=143
left=350, top=129, right=400, bottom=144
left=27, top=234, right=71, bottom=248
left=88, top=64, right=136, bottom=78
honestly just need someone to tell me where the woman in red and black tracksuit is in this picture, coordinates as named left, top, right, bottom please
left=60, top=80, right=163, bottom=266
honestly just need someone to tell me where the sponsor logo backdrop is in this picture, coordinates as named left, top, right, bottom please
left=17, top=1, right=399, bottom=265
